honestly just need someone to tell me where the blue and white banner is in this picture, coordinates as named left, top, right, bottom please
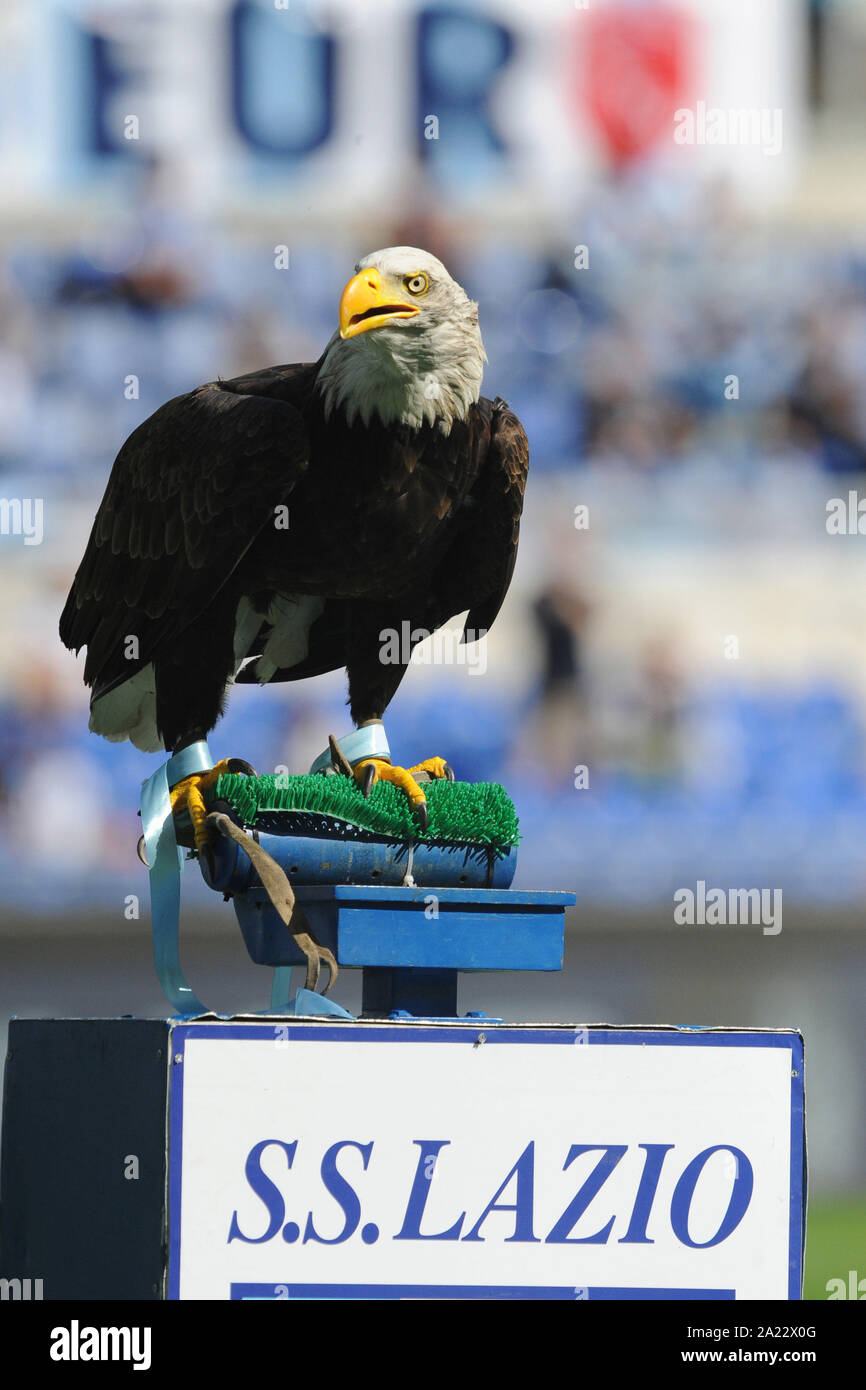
left=0, top=0, right=802, bottom=215
left=168, top=1021, right=804, bottom=1300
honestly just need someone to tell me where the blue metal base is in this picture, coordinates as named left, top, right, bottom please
left=232, top=883, right=576, bottom=1020
left=235, top=884, right=572, bottom=970
left=362, top=967, right=459, bottom=1018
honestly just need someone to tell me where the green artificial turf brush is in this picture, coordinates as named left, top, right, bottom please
left=208, top=772, right=520, bottom=849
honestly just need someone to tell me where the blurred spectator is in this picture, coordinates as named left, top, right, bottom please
left=630, top=636, right=687, bottom=785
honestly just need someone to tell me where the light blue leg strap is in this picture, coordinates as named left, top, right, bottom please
left=270, top=967, right=294, bottom=1013
left=140, top=741, right=213, bottom=1016
left=309, top=723, right=390, bottom=775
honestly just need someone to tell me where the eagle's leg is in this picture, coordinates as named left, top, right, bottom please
left=155, top=625, right=253, bottom=852
left=341, top=617, right=458, bottom=828
left=169, top=753, right=256, bottom=852
left=346, top=617, right=455, bottom=829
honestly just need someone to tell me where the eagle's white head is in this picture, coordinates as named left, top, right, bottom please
left=317, top=246, right=486, bottom=435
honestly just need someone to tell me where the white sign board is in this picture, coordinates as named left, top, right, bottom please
left=168, top=1022, right=804, bottom=1300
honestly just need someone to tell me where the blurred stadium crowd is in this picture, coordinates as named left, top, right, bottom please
left=2, top=163, right=866, bottom=911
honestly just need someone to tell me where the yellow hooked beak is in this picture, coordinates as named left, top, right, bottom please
left=339, top=267, right=420, bottom=339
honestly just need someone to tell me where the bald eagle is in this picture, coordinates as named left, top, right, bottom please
left=60, top=247, right=528, bottom=837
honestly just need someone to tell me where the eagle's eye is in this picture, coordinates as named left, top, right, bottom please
left=404, top=272, right=429, bottom=296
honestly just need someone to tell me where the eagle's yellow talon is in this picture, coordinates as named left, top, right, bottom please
left=408, top=756, right=453, bottom=781
left=354, top=757, right=425, bottom=805
left=353, top=753, right=453, bottom=827
left=169, top=758, right=235, bottom=852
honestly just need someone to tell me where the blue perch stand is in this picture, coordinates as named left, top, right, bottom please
left=234, top=883, right=574, bottom=1017
left=196, top=796, right=574, bottom=1019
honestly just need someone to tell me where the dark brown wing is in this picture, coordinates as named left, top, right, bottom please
left=59, top=369, right=313, bottom=698
left=432, top=396, right=528, bottom=638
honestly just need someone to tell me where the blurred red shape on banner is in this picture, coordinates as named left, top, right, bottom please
left=578, top=4, right=696, bottom=166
